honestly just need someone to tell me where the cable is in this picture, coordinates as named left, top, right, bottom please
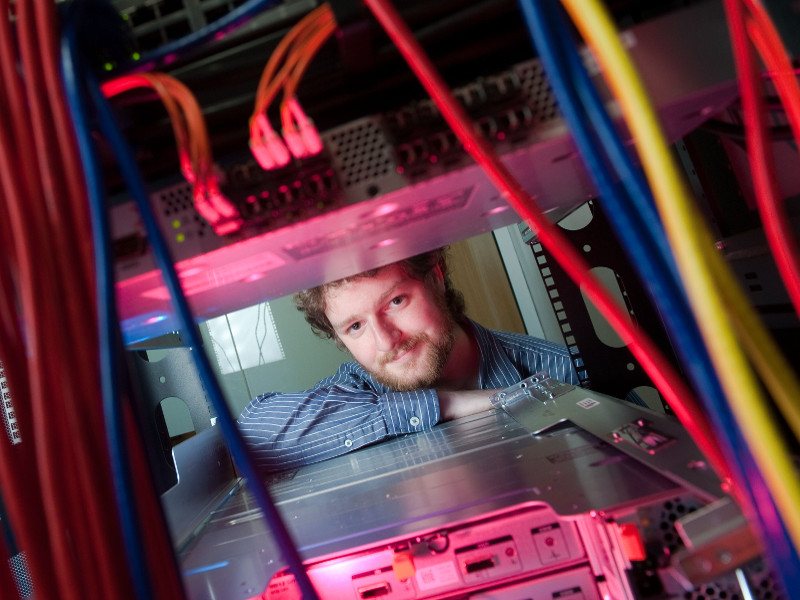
left=740, top=0, right=800, bottom=146
left=87, top=71, right=320, bottom=600
left=730, top=0, right=800, bottom=320
left=560, top=0, right=800, bottom=554
left=361, top=0, right=725, bottom=498
left=519, top=0, right=732, bottom=487
left=251, top=4, right=335, bottom=165
left=61, top=21, right=156, bottom=600
left=521, top=1, right=800, bottom=591
left=102, top=73, right=241, bottom=233
left=723, top=0, right=800, bottom=442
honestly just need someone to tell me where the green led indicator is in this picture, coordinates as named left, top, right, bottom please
left=132, top=52, right=141, bottom=61
left=176, top=233, right=186, bottom=243
left=171, top=219, right=181, bottom=229
left=103, top=62, right=114, bottom=72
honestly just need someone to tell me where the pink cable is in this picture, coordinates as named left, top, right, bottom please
left=363, top=0, right=733, bottom=489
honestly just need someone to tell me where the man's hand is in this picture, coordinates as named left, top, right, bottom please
left=436, top=389, right=502, bottom=422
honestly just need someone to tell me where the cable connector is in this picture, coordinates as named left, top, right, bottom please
left=192, top=181, right=222, bottom=225
left=179, top=150, right=196, bottom=184
left=284, top=98, right=324, bottom=157
left=282, top=123, right=307, bottom=159
left=250, top=114, right=291, bottom=170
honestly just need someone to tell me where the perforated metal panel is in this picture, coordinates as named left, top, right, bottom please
left=515, top=60, right=560, bottom=125
left=637, top=496, right=785, bottom=600
left=326, top=118, right=394, bottom=186
left=9, top=552, right=33, bottom=598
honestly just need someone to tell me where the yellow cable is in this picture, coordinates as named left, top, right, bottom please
left=707, top=246, right=800, bottom=440
left=560, top=0, right=800, bottom=550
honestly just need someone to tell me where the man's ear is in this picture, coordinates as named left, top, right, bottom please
left=431, top=263, right=446, bottom=292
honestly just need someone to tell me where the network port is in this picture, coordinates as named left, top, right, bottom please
left=357, top=582, right=391, bottom=598
left=464, top=556, right=496, bottom=574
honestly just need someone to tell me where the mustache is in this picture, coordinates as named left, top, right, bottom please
left=378, top=335, right=423, bottom=367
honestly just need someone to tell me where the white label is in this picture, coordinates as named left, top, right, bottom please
left=577, top=398, right=600, bottom=410
left=415, top=561, right=460, bottom=591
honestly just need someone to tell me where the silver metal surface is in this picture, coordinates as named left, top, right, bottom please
left=493, top=375, right=723, bottom=502
left=161, top=426, right=239, bottom=549
left=671, top=498, right=762, bottom=587
left=180, top=409, right=682, bottom=599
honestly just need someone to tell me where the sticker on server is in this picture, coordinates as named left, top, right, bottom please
left=576, top=398, right=600, bottom=409
left=415, top=561, right=460, bottom=591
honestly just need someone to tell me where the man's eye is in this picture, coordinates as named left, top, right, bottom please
left=390, top=295, right=405, bottom=306
left=348, top=322, right=362, bottom=333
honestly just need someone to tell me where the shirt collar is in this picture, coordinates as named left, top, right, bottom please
left=465, top=319, right=524, bottom=389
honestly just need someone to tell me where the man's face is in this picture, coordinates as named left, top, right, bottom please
left=324, top=264, right=455, bottom=391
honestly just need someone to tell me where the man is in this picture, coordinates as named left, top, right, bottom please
left=238, top=248, right=578, bottom=471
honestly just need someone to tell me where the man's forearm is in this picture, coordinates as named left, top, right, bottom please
left=436, top=389, right=500, bottom=421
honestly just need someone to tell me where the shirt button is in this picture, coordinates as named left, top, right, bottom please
left=344, top=439, right=353, bottom=448
left=409, top=416, right=421, bottom=427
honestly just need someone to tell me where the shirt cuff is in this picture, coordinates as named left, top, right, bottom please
left=380, top=389, right=440, bottom=435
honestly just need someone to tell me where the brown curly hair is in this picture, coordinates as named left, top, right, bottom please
left=294, top=247, right=466, bottom=343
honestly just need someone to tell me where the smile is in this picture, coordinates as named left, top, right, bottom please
left=382, top=337, right=421, bottom=366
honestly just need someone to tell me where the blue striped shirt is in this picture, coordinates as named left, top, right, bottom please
left=238, top=320, right=579, bottom=471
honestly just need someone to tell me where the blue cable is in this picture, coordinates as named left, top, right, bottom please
left=128, top=0, right=280, bottom=73
left=519, top=0, right=800, bottom=593
left=540, top=5, right=800, bottom=594
left=60, top=15, right=155, bottom=600
left=85, top=69, right=320, bottom=600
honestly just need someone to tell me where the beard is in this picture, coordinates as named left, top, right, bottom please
left=369, top=324, right=456, bottom=392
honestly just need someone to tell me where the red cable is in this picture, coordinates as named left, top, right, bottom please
left=729, top=0, right=800, bottom=319
left=363, top=0, right=733, bottom=490
left=0, top=3, right=61, bottom=597
left=36, top=2, right=179, bottom=596
left=19, top=1, right=135, bottom=595
left=34, top=0, right=95, bottom=294
left=741, top=0, right=800, bottom=143
left=16, top=1, right=94, bottom=594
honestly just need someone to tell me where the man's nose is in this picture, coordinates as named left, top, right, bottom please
left=372, top=317, right=399, bottom=351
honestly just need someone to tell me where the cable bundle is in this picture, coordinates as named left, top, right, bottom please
left=364, top=0, right=800, bottom=593
left=520, top=0, right=800, bottom=592
left=249, top=3, right=336, bottom=169
left=102, top=73, right=243, bottom=235
left=0, top=1, right=184, bottom=598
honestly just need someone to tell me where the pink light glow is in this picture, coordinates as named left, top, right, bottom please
left=243, top=272, right=267, bottom=283
left=482, top=205, right=510, bottom=217
left=369, top=202, right=399, bottom=218
left=371, top=238, right=396, bottom=249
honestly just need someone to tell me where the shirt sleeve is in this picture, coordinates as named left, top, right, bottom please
left=237, top=368, right=440, bottom=471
